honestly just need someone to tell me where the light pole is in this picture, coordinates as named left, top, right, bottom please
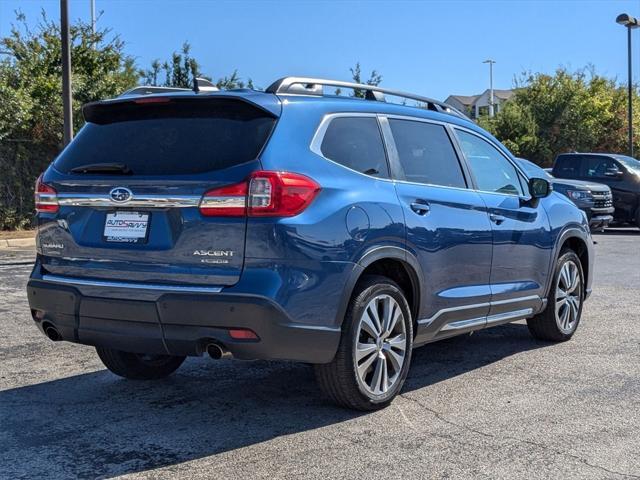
left=483, top=59, right=496, bottom=117
left=60, top=0, right=73, bottom=145
left=90, top=0, right=96, bottom=35
left=616, top=13, right=639, bottom=158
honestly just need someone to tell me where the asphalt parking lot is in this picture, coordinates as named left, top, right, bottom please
left=1, top=230, right=639, bottom=479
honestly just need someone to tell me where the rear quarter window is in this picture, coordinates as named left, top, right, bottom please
left=54, top=98, right=276, bottom=176
left=319, top=117, right=390, bottom=178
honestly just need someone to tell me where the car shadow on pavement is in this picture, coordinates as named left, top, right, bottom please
left=0, top=323, right=547, bottom=479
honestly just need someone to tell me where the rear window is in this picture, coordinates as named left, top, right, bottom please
left=553, top=155, right=581, bottom=177
left=54, top=98, right=276, bottom=175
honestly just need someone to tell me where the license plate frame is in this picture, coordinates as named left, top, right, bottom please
left=103, top=211, right=150, bottom=244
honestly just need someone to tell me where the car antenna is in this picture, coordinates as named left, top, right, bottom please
left=192, top=77, right=219, bottom=94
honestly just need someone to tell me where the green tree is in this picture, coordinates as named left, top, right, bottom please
left=334, top=62, right=382, bottom=96
left=0, top=11, right=138, bottom=229
left=480, top=68, right=640, bottom=166
left=350, top=62, right=382, bottom=98
left=141, top=42, right=200, bottom=88
left=142, top=45, right=253, bottom=90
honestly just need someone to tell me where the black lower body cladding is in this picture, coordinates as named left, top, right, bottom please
left=27, top=279, right=340, bottom=364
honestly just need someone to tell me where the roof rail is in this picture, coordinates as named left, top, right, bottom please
left=266, top=76, right=468, bottom=119
left=119, top=78, right=219, bottom=98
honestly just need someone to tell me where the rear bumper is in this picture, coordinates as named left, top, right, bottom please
left=26, top=275, right=341, bottom=364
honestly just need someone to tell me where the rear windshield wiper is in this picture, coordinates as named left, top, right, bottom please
left=70, top=163, right=133, bottom=175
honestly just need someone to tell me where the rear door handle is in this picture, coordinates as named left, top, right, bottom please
left=410, top=202, right=430, bottom=215
left=489, top=213, right=506, bottom=225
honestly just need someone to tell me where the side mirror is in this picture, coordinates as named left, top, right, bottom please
left=529, top=177, right=552, bottom=198
left=604, top=167, right=623, bottom=178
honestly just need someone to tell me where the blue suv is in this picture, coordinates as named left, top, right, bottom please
left=27, top=77, right=594, bottom=410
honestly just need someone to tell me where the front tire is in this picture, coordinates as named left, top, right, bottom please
left=527, top=249, right=584, bottom=342
left=96, top=347, right=186, bottom=380
left=314, top=275, right=413, bottom=411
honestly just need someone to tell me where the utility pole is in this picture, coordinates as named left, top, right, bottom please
left=483, top=59, right=496, bottom=117
left=60, top=0, right=73, bottom=145
left=616, top=13, right=639, bottom=158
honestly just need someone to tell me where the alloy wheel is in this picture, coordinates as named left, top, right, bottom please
left=354, top=294, right=407, bottom=396
left=555, top=260, right=582, bottom=333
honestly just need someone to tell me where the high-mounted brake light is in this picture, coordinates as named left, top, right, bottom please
left=199, top=171, right=320, bottom=218
left=133, top=97, right=172, bottom=104
left=35, top=174, right=59, bottom=213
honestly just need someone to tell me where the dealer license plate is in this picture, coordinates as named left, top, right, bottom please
left=103, top=212, right=150, bottom=243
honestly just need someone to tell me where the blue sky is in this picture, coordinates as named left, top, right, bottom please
left=1, top=0, right=639, bottom=101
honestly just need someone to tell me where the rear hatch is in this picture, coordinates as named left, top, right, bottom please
left=37, top=94, right=279, bottom=287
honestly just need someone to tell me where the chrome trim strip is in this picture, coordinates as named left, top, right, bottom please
left=491, top=295, right=540, bottom=306
left=485, top=308, right=533, bottom=326
left=199, top=196, right=246, bottom=208
left=440, top=316, right=486, bottom=332
left=439, top=307, right=534, bottom=332
left=57, top=194, right=201, bottom=208
left=41, top=274, right=223, bottom=293
left=417, top=301, right=491, bottom=326
left=417, top=295, right=540, bottom=326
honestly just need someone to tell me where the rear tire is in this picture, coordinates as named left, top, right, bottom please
left=96, top=347, right=186, bottom=380
left=314, top=275, right=413, bottom=411
left=527, top=249, right=584, bottom=342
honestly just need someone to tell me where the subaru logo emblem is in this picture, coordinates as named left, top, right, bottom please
left=109, top=187, right=132, bottom=203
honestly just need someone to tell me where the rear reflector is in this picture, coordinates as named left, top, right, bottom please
left=228, top=328, right=259, bottom=340
left=35, top=174, right=59, bottom=213
left=199, top=170, right=320, bottom=218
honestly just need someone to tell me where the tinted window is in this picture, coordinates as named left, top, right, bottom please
left=613, top=155, right=640, bottom=174
left=516, top=158, right=553, bottom=179
left=581, top=156, right=621, bottom=178
left=554, top=155, right=581, bottom=177
left=55, top=99, right=276, bottom=175
left=389, top=119, right=466, bottom=188
left=456, top=129, right=524, bottom=196
left=320, top=117, right=389, bottom=178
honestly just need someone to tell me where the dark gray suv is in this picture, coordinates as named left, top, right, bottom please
left=516, top=158, right=614, bottom=230
left=552, top=153, right=640, bottom=229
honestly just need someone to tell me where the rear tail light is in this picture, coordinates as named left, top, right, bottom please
left=35, top=174, right=59, bottom=213
left=199, top=181, right=247, bottom=217
left=199, top=171, right=320, bottom=217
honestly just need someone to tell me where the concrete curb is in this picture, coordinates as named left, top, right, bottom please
left=0, top=237, right=36, bottom=249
